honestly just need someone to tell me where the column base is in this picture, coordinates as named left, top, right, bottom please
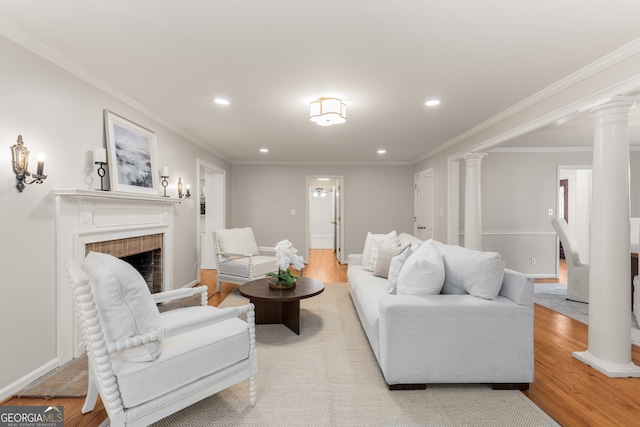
left=573, top=351, right=640, bottom=377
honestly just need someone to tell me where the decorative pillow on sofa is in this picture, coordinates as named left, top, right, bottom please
left=436, top=242, right=505, bottom=300
left=82, top=251, right=162, bottom=362
left=397, top=239, right=445, bottom=295
left=396, top=232, right=424, bottom=249
left=362, top=231, right=397, bottom=271
left=387, top=246, right=413, bottom=294
left=373, top=242, right=406, bottom=278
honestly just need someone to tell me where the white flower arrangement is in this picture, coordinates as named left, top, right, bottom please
left=267, top=239, right=304, bottom=286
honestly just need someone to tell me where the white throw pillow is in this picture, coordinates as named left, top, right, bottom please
left=397, top=240, right=445, bottom=296
left=437, top=242, right=505, bottom=300
left=373, top=242, right=405, bottom=278
left=82, top=251, right=162, bottom=362
left=387, top=246, right=413, bottom=294
left=362, top=231, right=397, bottom=271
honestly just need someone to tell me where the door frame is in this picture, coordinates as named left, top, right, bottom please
left=414, top=168, right=434, bottom=239
left=197, top=158, right=226, bottom=278
left=306, top=175, right=345, bottom=263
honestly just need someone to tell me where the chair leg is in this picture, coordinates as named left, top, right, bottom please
left=249, top=375, right=257, bottom=406
left=216, top=278, right=222, bottom=294
left=82, top=369, right=99, bottom=414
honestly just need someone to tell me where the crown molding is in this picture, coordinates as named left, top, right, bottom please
left=232, top=160, right=412, bottom=166
left=0, top=18, right=232, bottom=164
left=414, top=37, right=640, bottom=163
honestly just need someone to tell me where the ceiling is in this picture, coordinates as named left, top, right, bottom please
left=2, top=1, right=640, bottom=163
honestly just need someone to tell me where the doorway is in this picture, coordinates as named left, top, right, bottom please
left=556, top=165, right=592, bottom=275
left=414, top=169, right=434, bottom=240
left=306, top=176, right=344, bottom=263
left=197, top=159, right=226, bottom=274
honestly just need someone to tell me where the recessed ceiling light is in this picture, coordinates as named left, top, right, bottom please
left=259, top=148, right=269, bottom=153
left=377, top=149, right=386, bottom=155
left=425, top=99, right=441, bottom=107
left=214, top=98, right=230, bottom=105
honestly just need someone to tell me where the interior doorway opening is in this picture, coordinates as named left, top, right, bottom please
left=198, top=159, right=226, bottom=275
left=306, top=175, right=344, bottom=264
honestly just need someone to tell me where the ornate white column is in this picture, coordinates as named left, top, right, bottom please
left=573, top=97, right=640, bottom=377
left=463, top=153, right=486, bottom=250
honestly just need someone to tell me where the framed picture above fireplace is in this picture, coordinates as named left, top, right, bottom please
left=104, top=109, right=159, bottom=195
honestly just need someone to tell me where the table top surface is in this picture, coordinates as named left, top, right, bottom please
left=239, top=277, right=325, bottom=302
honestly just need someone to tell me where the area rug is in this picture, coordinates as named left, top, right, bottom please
left=153, top=283, right=558, bottom=427
left=14, top=354, right=88, bottom=398
left=534, top=283, right=640, bottom=346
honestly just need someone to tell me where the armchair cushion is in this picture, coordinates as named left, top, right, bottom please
left=215, top=227, right=260, bottom=260
left=111, top=316, right=250, bottom=408
left=82, top=251, right=162, bottom=362
left=218, top=255, right=278, bottom=278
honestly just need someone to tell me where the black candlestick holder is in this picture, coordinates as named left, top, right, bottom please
left=95, top=162, right=107, bottom=191
left=161, top=175, right=169, bottom=197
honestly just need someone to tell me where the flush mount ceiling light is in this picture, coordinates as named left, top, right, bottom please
left=309, top=97, right=346, bottom=126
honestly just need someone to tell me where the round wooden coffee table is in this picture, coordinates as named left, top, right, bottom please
left=239, top=277, right=324, bottom=334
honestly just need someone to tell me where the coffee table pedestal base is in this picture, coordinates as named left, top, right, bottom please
left=252, top=299, right=301, bottom=334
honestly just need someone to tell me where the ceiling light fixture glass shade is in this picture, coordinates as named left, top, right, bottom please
left=309, top=97, right=346, bottom=126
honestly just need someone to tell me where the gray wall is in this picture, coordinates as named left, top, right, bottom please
left=231, top=164, right=414, bottom=261
left=0, top=35, right=230, bottom=396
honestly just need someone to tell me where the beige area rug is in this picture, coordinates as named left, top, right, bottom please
left=152, top=283, right=558, bottom=427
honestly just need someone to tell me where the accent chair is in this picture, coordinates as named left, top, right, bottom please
left=64, top=251, right=257, bottom=427
left=212, top=227, right=278, bottom=292
left=551, top=218, right=589, bottom=303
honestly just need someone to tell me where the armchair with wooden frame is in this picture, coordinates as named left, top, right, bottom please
left=65, top=251, right=257, bottom=427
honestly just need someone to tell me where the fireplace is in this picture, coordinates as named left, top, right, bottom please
left=85, top=234, right=164, bottom=293
left=55, top=189, right=180, bottom=364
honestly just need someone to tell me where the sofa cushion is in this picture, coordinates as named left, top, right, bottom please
left=387, top=246, right=413, bottom=294
left=82, top=252, right=162, bottom=362
left=362, top=231, right=397, bottom=271
left=397, top=240, right=445, bottom=295
left=373, top=242, right=405, bottom=278
left=437, top=243, right=505, bottom=300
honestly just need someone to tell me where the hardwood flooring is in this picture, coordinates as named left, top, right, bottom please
left=3, top=252, right=639, bottom=426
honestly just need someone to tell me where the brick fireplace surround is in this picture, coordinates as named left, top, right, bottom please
left=55, top=189, right=180, bottom=365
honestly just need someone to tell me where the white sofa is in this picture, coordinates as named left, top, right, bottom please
left=348, top=233, right=534, bottom=390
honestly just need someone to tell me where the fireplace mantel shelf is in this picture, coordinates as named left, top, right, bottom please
left=54, top=188, right=182, bottom=204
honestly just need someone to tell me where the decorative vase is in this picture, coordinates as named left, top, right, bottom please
left=269, top=276, right=297, bottom=290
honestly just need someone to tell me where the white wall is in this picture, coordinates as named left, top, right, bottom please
left=231, top=164, right=414, bottom=261
left=0, top=35, right=230, bottom=398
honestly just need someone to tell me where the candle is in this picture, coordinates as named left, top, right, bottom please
left=94, top=148, right=107, bottom=163
left=162, top=166, right=169, bottom=177
left=36, top=153, right=45, bottom=176
left=186, top=184, right=191, bottom=197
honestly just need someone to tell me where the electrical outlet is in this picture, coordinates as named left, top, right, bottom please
left=291, top=209, right=296, bottom=215
left=531, top=258, right=536, bottom=265
left=548, top=209, right=553, bottom=216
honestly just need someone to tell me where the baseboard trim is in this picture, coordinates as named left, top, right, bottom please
left=0, top=358, right=59, bottom=402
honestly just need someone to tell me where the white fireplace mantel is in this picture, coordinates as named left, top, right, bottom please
left=54, top=188, right=181, bottom=365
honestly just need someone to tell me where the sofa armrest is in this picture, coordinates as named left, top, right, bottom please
left=499, top=269, right=534, bottom=307
left=348, top=254, right=363, bottom=266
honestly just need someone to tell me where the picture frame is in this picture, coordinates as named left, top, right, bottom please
left=104, top=110, right=159, bottom=195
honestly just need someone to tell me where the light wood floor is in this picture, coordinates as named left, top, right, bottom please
left=4, top=252, right=640, bottom=426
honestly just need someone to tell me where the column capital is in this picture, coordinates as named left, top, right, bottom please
left=583, top=96, right=638, bottom=115
left=462, top=152, right=487, bottom=165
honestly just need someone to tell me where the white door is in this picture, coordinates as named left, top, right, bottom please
left=414, top=169, right=434, bottom=240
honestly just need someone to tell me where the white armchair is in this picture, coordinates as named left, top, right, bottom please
left=65, top=251, right=257, bottom=427
left=552, top=218, right=589, bottom=303
left=213, top=227, right=278, bottom=292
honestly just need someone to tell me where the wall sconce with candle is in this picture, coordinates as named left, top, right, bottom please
left=94, top=147, right=108, bottom=191
left=177, top=177, right=191, bottom=200
left=11, top=135, right=48, bottom=192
